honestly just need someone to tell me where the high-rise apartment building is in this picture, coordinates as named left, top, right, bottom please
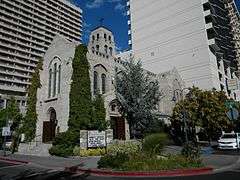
left=127, top=0, right=240, bottom=98
left=225, top=0, right=240, bottom=70
left=0, top=0, right=82, bottom=111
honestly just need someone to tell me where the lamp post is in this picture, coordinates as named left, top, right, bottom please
left=172, top=88, right=190, bottom=144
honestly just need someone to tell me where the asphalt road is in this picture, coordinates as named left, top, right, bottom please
left=85, top=171, right=240, bottom=180
left=1, top=160, right=240, bottom=180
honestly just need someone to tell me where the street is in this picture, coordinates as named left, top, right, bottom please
left=0, top=157, right=240, bottom=180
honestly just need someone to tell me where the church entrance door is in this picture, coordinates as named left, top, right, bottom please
left=42, top=108, right=57, bottom=143
left=110, top=116, right=125, bottom=140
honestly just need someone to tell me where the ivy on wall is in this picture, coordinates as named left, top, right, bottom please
left=22, top=59, right=43, bottom=142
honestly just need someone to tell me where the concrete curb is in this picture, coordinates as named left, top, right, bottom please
left=65, top=166, right=213, bottom=177
left=0, top=156, right=29, bottom=165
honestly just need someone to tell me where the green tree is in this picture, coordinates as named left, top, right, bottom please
left=68, top=44, right=92, bottom=131
left=0, top=97, right=23, bottom=152
left=172, top=87, right=230, bottom=141
left=22, top=59, right=43, bottom=142
left=90, top=94, right=108, bottom=131
left=116, top=58, right=161, bottom=138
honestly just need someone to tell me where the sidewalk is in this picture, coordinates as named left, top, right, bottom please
left=0, top=150, right=100, bottom=170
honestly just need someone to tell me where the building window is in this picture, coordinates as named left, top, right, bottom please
left=97, top=33, right=99, bottom=40
left=101, top=73, right=106, bottom=94
left=53, top=63, right=57, bottom=97
left=104, top=45, right=108, bottom=54
left=104, top=33, right=107, bottom=40
left=109, top=47, right=113, bottom=56
left=92, top=35, right=95, bottom=41
left=108, top=36, right=111, bottom=41
left=96, top=45, right=99, bottom=52
left=58, top=64, right=61, bottom=94
left=94, top=71, right=98, bottom=94
left=48, top=69, right=52, bottom=98
left=0, top=99, right=4, bottom=109
left=111, top=104, right=116, bottom=111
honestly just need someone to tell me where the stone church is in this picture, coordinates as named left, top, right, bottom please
left=35, top=26, right=130, bottom=146
left=18, top=27, right=184, bottom=156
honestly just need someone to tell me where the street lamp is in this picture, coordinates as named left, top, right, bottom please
left=172, top=88, right=190, bottom=144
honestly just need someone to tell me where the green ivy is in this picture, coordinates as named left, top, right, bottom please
left=22, top=59, right=43, bottom=142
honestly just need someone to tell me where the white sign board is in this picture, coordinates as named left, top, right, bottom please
left=87, top=131, right=106, bottom=148
left=227, top=79, right=238, bottom=90
left=2, top=127, right=11, bottom=136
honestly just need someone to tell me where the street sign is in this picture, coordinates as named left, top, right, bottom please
left=225, top=100, right=237, bottom=109
left=1, top=126, right=11, bottom=136
left=226, top=108, right=239, bottom=121
left=227, top=78, right=238, bottom=90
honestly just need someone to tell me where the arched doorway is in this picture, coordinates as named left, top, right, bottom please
left=109, top=100, right=126, bottom=140
left=42, top=108, right=57, bottom=143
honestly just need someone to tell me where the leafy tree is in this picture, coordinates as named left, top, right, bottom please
left=116, top=58, right=161, bottom=138
left=68, top=44, right=92, bottom=131
left=172, top=87, right=230, bottom=141
left=90, top=93, right=108, bottom=131
left=0, top=97, right=23, bottom=152
left=22, top=59, right=43, bottom=142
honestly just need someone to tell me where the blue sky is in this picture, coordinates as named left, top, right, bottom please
left=72, top=0, right=129, bottom=52
left=71, top=0, right=240, bottom=52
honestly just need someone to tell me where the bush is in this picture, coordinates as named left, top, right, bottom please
left=98, top=152, right=129, bottom=169
left=107, top=141, right=141, bottom=155
left=49, top=145, right=74, bottom=157
left=142, top=133, right=168, bottom=155
left=73, top=147, right=106, bottom=156
left=120, top=154, right=203, bottom=171
left=49, top=130, right=79, bottom=157
left=52, top=130, right=79, bottom=146
left=181, top=142, right=200, bottom=160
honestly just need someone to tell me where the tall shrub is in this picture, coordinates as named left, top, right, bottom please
left=90, top=94, right=107, bottom=131
left=68, top=44, right=92, bottom=131
left=22, top=59, right=43, bottom=142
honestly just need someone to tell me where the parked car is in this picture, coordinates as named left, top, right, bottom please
left=218, top=132, right=240, bottom=150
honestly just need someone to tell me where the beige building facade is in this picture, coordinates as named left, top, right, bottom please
left=0, top=0, right=82, bottom=112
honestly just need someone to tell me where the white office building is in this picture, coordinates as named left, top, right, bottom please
left=0, top=0, right=82, bottom=111
left=127, top=0, right=240, bottom=99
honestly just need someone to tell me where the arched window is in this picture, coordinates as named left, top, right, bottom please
left=52, top=63, right=57, bottom=97
left=101, top=73, right=106, bottom=94
left=92, top=35, right=95, bottom=41
left=97, top=33, right=99, bottom=40
left=109, top=47, right=113, bottom=56
left=48, top=69, right=52, bottom=98
left=92, top=46, right=95, bottom=53
left=94, top=71, right=98, bottom=94
left=104, top=45, right=108, bottom=54
left=96, top=45, right=99, bottom=52
left=104, top=33, right=107, bottom=40
left=108, top=36, right=111, bottom=41
left=58, top=64, right=61, bottom=94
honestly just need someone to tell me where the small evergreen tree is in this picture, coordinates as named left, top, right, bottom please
left=91, top=94, right=107, bottom=131
left=68, top=44, right=92, bottom=131
left=0, top=97, right=23, bottom=152
left=22, top=59, right=43, bottom=142
left=116, top=58, right=161, bottom=138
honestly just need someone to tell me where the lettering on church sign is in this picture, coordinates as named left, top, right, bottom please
left=87, top=130, right=106, bottom=148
